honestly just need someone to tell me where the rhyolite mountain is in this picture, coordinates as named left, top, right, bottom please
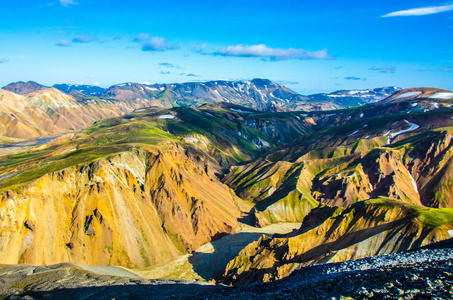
left=1, top=86, right=453, bottom=284
left=0, top=79, right=401, bottom=145
left=0, top=87, right=148, bottom=143
left=1, top=83, right=453, bottom=297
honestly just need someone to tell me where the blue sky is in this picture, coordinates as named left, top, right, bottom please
left=0, top=0, right=452, bottom=94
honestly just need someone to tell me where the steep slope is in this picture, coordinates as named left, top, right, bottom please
left=0, top=88, right=147, bottom=143
left=1, top=86, right=453, bottom=289
left=2, top=81, right=48, bottom=95
left=220, top=199, right=453, bottom=285
left=223, top=88, right=453, bottom=226
left=0, top=103, right=311, bottom=268
left=213, top=88, right=453, bottom=284
left=0, top=147, right=242, bottom=268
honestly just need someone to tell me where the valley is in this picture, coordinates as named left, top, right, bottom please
left=0, top=81, right=453, bottom=298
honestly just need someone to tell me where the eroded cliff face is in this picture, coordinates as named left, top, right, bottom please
left=223, top=128, right=453, bottom=227
left=220, top=200, right=453, bottom=286
left=0, top=146, right=243, bottom=268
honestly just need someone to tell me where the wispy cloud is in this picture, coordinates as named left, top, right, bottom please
left=444, top=66, right=453, bottom=72
left=344, top=76, right=366, bottom=81
left=56, top=40, right=72, bottom=47
left=72, top=35, right=96, bottom=43
left=159, top=62, right=181, bottom=69
left=0, top=58, right=8, bottom=64
left=276, top=80, right=299, bottom=85
left=382, top=4, right=453, bottom=17
left=186, top=73, right=200, bottom=77
left=214, top=44, right=332, bottom=60
left=368, top=66, right=396, bottom=74
left=59, top=0, right=77, bottom=7
left=133, top=33, right=149, bottom=42
left=193, top=43, right=207, bottom=53
left=160, top=70, right=171, bottom=75
left=142, top=37, right=179, bottom=52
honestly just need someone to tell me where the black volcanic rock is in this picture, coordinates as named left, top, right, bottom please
left=2, top=81, right=48, bottom=95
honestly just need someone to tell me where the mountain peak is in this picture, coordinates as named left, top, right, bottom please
left=2, top=81, right=48, bottom=95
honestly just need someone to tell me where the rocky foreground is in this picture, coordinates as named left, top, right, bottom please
left=1, top=238, right=452, bottom=299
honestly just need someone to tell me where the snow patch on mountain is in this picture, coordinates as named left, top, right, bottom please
left=430, top=92, right=453, bottom=99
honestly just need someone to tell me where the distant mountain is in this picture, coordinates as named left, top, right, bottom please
left=53, top=84, right=106, bottom=97
left=2, top=79, right=403, bottom=112
left=2, top=81, right=48, bottom=95
left=0, top=87, right=148, bottom=142
left=101, top=80, right=403, bottom=111
left=306, top=86, right=401, bottom=108
left=102, top=79, right=309, bottom=111
left=379, top=87, right=453, bottom=104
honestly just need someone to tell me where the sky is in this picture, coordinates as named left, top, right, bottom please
left=0, top=0, right=452, bottom=94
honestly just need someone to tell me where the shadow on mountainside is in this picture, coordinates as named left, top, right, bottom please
left=219, top=218, right=432, bottom=286
left=188, top=232, right=269, bottom=281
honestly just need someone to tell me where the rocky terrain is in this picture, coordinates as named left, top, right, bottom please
left=1, top=238, right=452, bottom=299
left=0, top=83, right=453, bottom=297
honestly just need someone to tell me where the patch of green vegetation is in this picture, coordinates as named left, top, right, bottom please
left=164, top=226, right=185, bottom=254
left=0, top=146, right=126, bottom=191
left=251, top=112, right=293, bottom=121
left=410, top=206, right=453, bottom=229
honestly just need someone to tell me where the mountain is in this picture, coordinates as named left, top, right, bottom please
left=0, top=87, right=148, bottom=144
left=101, top=79, right=310, bottom=111
left=53, top=84, right=107, bottom=97
left=0, top=85, right=452, bottom=293
left=1, top=237, right=452, bottom=299
left=2, top=81, right=48, bottom=95
left=101, top=80, right=402, bottom=112
left=304, top=86, right=401, bottom=108
left=0, top=103, right=313, bottom=268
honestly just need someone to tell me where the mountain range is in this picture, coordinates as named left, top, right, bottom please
left=2, top=79, right=400, bottom=111
left=0, top=79, right=453, bottom=297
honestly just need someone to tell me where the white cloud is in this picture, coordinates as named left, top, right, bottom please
left=56, top=40, right=72, bottom=47
left=215, top=44, right=332, bottom=60
left=142, top=37, right=179, bottom=51
left=382, top=4, right=453, bottom=17
left=59, top=0, right=77, bottom=7
left=0, top=58, right=8, bottom=64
